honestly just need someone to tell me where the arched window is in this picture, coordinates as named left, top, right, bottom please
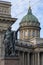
left=28, top=30, right=30, bottom=37
left=32, top=30, right=35, bottom=37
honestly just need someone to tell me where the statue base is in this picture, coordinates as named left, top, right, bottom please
left=0, top=57, right=19, bottom=65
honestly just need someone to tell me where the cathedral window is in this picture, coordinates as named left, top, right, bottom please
left=23, top=30, right=25, bottom=38
left=32, top=30, right=35, bottom=37
left=0, top=7, right=2, bottom=13
left=28, top=30, right=30, bottom=37
left=36, top=31, right=39, bottom=37
left=37, top=31, right=40, bottom=37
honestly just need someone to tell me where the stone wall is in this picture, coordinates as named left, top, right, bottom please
left=0, top=57, right=19, bottom=65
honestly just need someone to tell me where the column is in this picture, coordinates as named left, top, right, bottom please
left=38, top=53, right=40, bottom=65
left=24, top=53, right=26, bottom=65
left=35, top=53, right=39, bottom=65
left=40, top=52, right=43, bottom=65
left=35, top=53, right=37, bottom=65
left=22, top=52, right=24, bottom=65
left=19, top=52, right=21, bottom=65
left=27, top=52, right=30, bottom=65
left=32, top=54, right=35, bottom=65
left=19, top=51, right=23, bottom=65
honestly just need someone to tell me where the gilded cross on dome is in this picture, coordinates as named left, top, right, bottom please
left=29, top=1, right=31, bottom=7
left=28, top=0, right=32, bottom=14
left=29, top=0, right=31, bottom=8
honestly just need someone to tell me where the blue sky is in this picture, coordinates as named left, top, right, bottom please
left=2, top=0, right=43, bottom=38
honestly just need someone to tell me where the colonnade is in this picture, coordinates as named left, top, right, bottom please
left=19, top=51, right=43, bottom=65
left=19, top=52, right=30, bottom=65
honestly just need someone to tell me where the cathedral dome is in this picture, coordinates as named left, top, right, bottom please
left=20, top=7, right=40, bottom=27
left=19, top=7, right=41, bottom=40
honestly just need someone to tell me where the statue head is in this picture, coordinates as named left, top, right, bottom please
left=8, top=27, right=11, bottom=31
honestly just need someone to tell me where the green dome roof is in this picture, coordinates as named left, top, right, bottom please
left=20, top=7, right=40, bottom=26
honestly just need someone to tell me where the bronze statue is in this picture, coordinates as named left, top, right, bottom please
left=4, top=27, right=15, bottom=56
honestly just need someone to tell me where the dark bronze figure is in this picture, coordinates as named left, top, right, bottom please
left=4, top=27, right=15, bottom=56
